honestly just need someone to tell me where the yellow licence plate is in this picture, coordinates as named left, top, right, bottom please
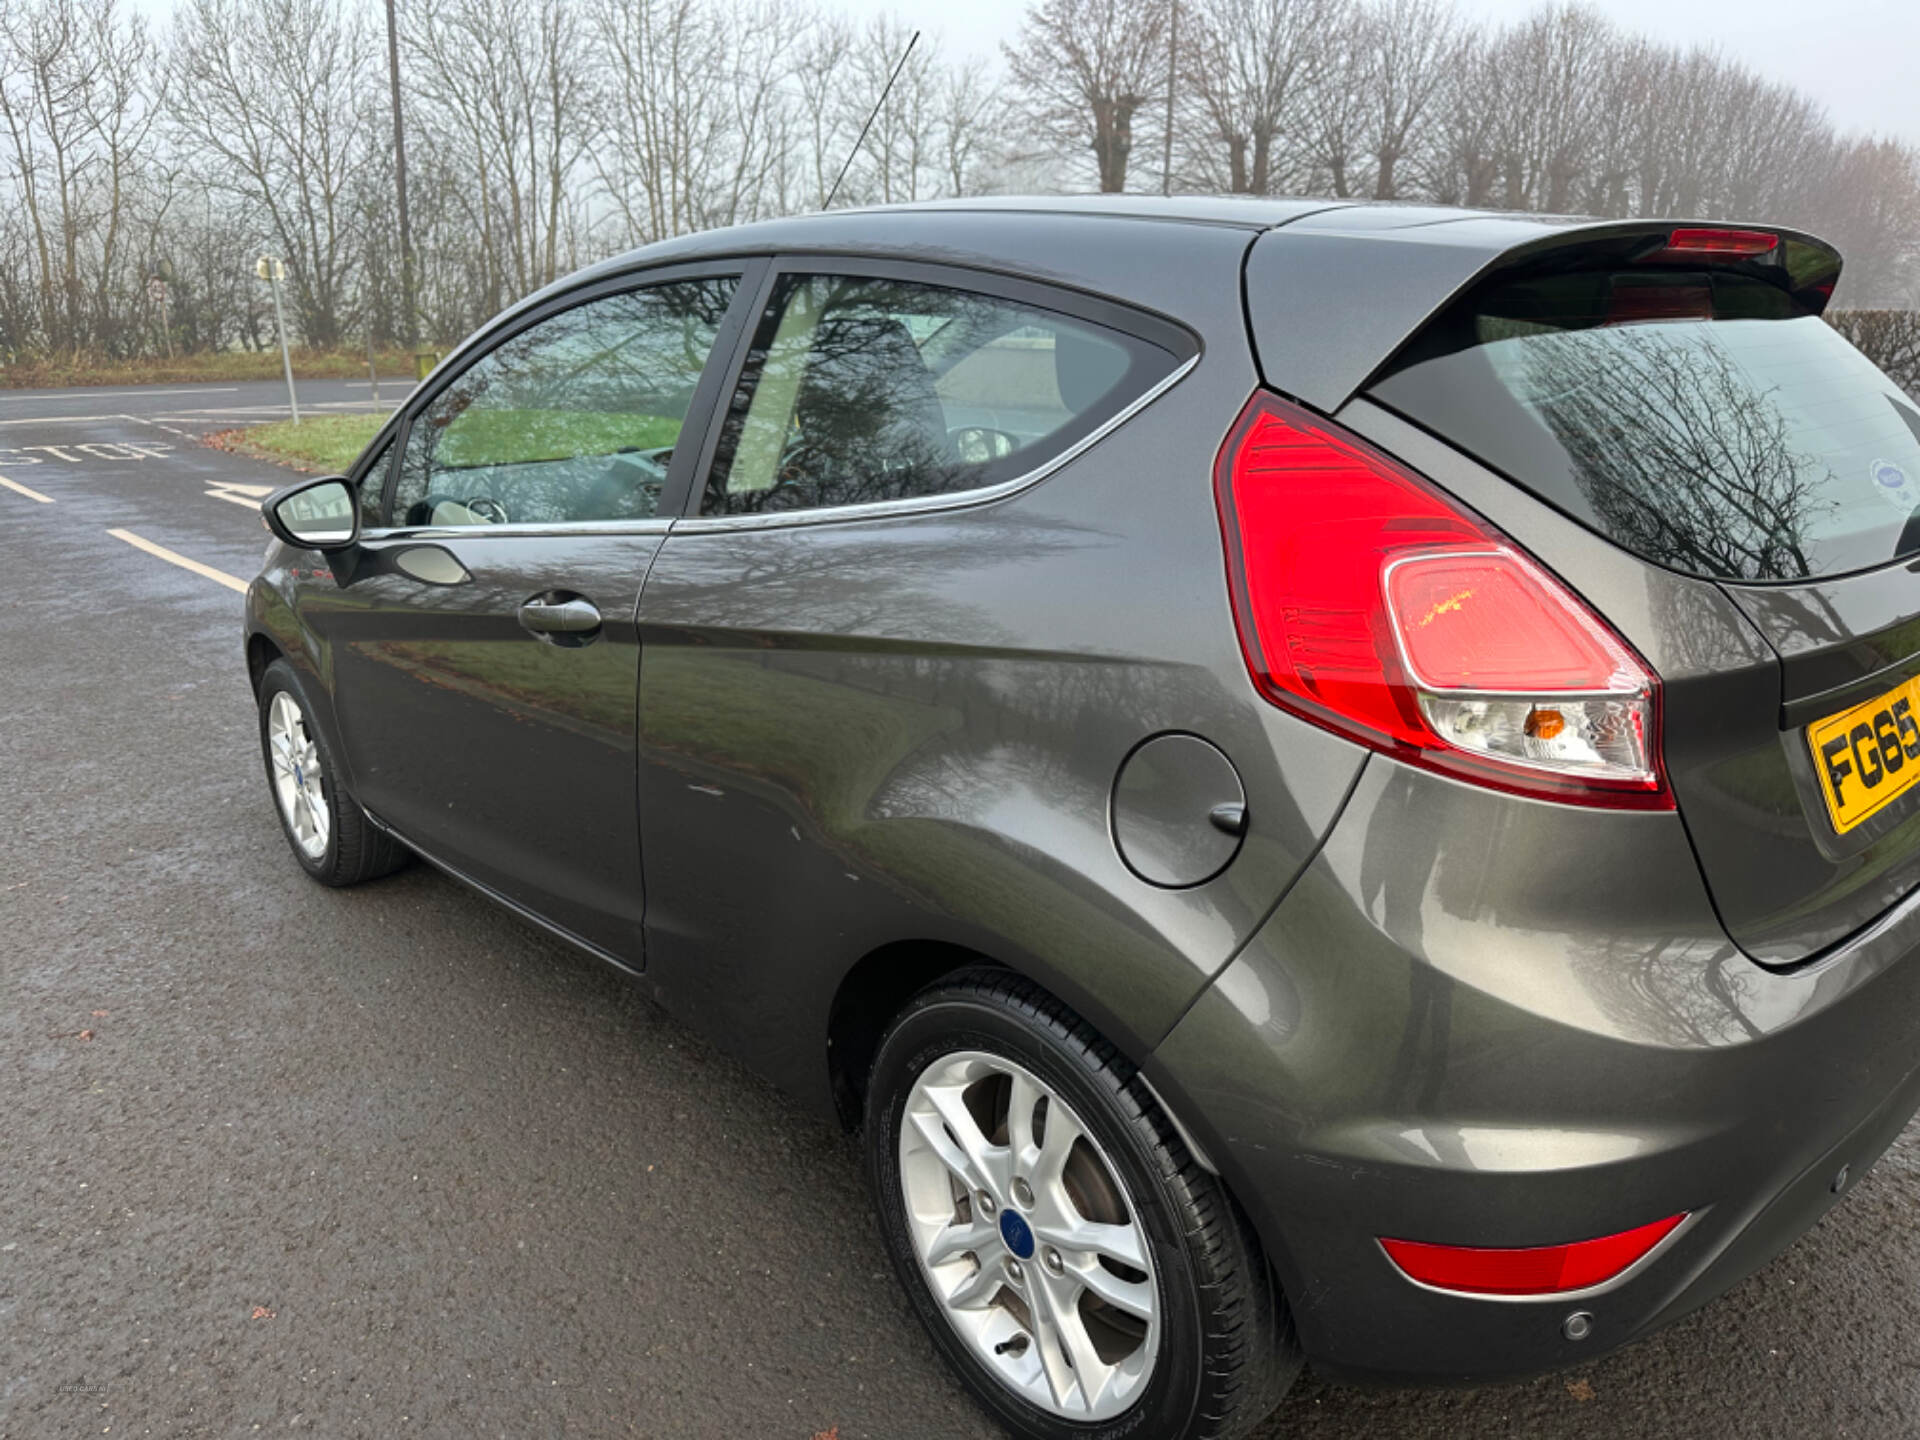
left=1808, top=675, right=1920, bottom=834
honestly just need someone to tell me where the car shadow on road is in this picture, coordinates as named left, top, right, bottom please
left=351, top=853, right=1920, bottom=1440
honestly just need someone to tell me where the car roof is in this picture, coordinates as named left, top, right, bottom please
left=581, top=195, right=1590, bottom=270
left=484, top=196, right=1587, bottom=342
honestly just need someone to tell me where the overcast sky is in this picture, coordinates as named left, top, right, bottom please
left=841, top=0, right=1916, bottom=143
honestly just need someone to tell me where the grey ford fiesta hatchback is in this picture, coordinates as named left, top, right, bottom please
left=245, top=197, right=1920, bottom=1439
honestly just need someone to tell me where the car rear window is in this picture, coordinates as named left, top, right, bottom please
left=1370, top=270, right=1920, bottom=582
left=700, top=272, right=1182, bottom=518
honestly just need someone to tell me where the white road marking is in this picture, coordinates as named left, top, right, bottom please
left=0, top=441, right=171, bottom=464
left=0, top=474, right=53, bottom=503
left=107, top=528, right=249, bottom=594
left=146, top=403, right=390, bottom=418
left=206, top=481, right=275, bottom=509
left=0, top=385, right=240, bottom=401
left=119, top=413, right=195, bottom=439
left=0, top=413, right=138, bottom=427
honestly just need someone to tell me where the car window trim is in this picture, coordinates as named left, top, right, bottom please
left=344, top=419, right=404, bottom=538
left=377, top=257, right=769, bottom=532
left=376, top=516, right=679, bottom=541
left=677, top=253, right=1201, bottom=530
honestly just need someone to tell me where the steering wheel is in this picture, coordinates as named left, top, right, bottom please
left=606, top=446, right=670, bottom=483
left=407, top=492, right=509, bottom=526
left=950, top=426, right=1021, bottom=463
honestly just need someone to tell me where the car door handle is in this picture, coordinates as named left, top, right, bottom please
left=517, top=597, right=601, bottom=634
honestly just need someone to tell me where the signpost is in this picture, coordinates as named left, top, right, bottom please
left=148, top=258, right=175, bottom=360
left=256, top=256, right=299, bottom=425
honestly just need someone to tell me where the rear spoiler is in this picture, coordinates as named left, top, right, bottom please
left=1247, top=211, right=1844, bottom=413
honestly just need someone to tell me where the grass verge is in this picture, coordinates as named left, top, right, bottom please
left=212, top=408, right=683, bottom=475
left=207, top=414, right=386, bottom=473
left=0, top=348, right=427, bottom=389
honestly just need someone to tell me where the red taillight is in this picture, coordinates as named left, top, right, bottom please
left=1379, top=1214, right=1688, bottom=1296
left=1214, top=393, right=1671, bottom=808
left=1650, top=227, right=1779, bottom=260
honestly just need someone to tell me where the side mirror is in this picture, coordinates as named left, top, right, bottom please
left=263, top=476, right=358, bottom=551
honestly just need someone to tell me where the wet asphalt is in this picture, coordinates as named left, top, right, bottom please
left=2, top=380, right=1918, bottom=1439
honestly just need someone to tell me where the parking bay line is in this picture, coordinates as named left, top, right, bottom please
left=107, top=528, right=248, bottom=594
left=206, top=482, right=275, bottom=509
left=0, top=474, right=54, bottom=503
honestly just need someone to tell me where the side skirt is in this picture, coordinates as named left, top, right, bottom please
left=361, top=806, right=646, bottom=979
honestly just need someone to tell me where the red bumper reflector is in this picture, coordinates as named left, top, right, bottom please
left=1379, top=1214, right=1687, bottom=1296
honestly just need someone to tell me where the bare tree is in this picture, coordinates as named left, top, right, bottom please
left=1004, top=0, right=1171, bottom=193
left=842, top=15, right=940, bottom=205
left=939, top=55, right=1001, bottom=197
left=1829, top=310, right=1920, bottom=394
left=590, top=0, right=789, bottom=241
left=167, top=0, right=370, bottom=347
left=0, top=0, right=159, bottom=355
left=405, top=0, right=593, bottom=313
left=1362, top=0, right=1458, bottom=200
left=4, top=0, right=1918, bottom=370
left=1179, top=0, right=1334, bottom=195
left=1426, top=29, right=1501, bottom=206
left=1304, top=3, right=1374, bottom=197
left=1801, top=138, right=1920, bottom=308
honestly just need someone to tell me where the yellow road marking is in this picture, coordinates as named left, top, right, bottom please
left=0, top=473, right=53, bottom=503
left=107, top=527, right=248, bottom=594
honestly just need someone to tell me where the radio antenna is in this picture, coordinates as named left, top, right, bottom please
left=823, top=29, right=921, bottom=211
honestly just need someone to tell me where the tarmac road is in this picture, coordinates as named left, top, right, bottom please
left=2, top=380, right=1918, bottom=1439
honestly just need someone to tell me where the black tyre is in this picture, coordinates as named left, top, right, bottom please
left=865, top=968, right=1298, bottom=1440
left=257, top=658, right=408, bottom=887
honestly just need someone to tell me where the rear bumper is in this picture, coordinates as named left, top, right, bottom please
left=1149, top=755, right=1920, bottom=1382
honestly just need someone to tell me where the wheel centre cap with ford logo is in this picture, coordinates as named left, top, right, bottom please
left=999, top=1208, right=1035, bottom=1260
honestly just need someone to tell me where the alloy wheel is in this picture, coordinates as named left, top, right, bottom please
left=267, top=690, right=330, bottom=860
left=898, top=1049, right=1160, bottom=1421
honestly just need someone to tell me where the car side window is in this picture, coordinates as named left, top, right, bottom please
left=392, top=276, right=737, bottom=528
left=354, top=439, right=393, bottom=528
left=700, top=272, right=1179, bottom=517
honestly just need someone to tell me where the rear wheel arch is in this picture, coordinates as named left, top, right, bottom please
left=825, top=942, right=1234, bottom=1190
left=827, top=939, right=1005, bottom=1131
left=826, top=939, right=1184, bottom=1135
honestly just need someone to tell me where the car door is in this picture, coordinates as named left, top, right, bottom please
left=321, top=262, right=761, bottom=962
left=632, top=258, right=1202, bottom=1070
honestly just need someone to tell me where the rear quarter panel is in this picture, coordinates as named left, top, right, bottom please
left=632, top=222, right=1372, bottom=1113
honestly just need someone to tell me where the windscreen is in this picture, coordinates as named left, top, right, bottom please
left=1370, top=269, right=1920, bottom=582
